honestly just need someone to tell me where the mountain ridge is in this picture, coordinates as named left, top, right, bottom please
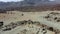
left=0, top=0, right=60, bottom=13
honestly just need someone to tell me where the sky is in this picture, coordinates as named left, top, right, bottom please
left=49, top=0, right=55, bottom=1
left=0, top=0, right=59, bottom=2
left=0, top=0, right=23, bottom=2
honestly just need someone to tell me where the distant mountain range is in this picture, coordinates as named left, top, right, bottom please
left=0, top=0, right=58, bottom=8
left=0, top=0, right=60, bottom=13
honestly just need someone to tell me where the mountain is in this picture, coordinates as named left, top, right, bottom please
left=0, top=0, right=59, bottom=8
left=0, top=0, right=60, bottom=13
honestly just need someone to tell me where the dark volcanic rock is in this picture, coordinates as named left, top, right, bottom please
left=0, top=22, right=3, bottom=27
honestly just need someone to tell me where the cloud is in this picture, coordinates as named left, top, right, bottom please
left=0, top=0, right=23, bottom=2
left=49, top=0, right=55, bottom=1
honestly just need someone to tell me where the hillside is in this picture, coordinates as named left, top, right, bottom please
left=0, top=0, right=60, bottom=13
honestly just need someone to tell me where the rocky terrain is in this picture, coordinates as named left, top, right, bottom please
left=0, top=11, right=60, bottom=34
left=45, top=12, right=60, bottom=22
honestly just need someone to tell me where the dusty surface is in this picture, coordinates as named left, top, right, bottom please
left=0, top=11, right=60, bottom=34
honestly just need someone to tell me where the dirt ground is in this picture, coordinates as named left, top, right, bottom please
left=0, top=11, right=60, bottom=34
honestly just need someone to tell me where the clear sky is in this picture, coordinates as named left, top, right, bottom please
left=0, top=0, right=23, bottom=2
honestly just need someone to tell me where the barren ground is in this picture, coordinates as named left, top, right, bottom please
left=0, top=11, right=60, bottom=34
